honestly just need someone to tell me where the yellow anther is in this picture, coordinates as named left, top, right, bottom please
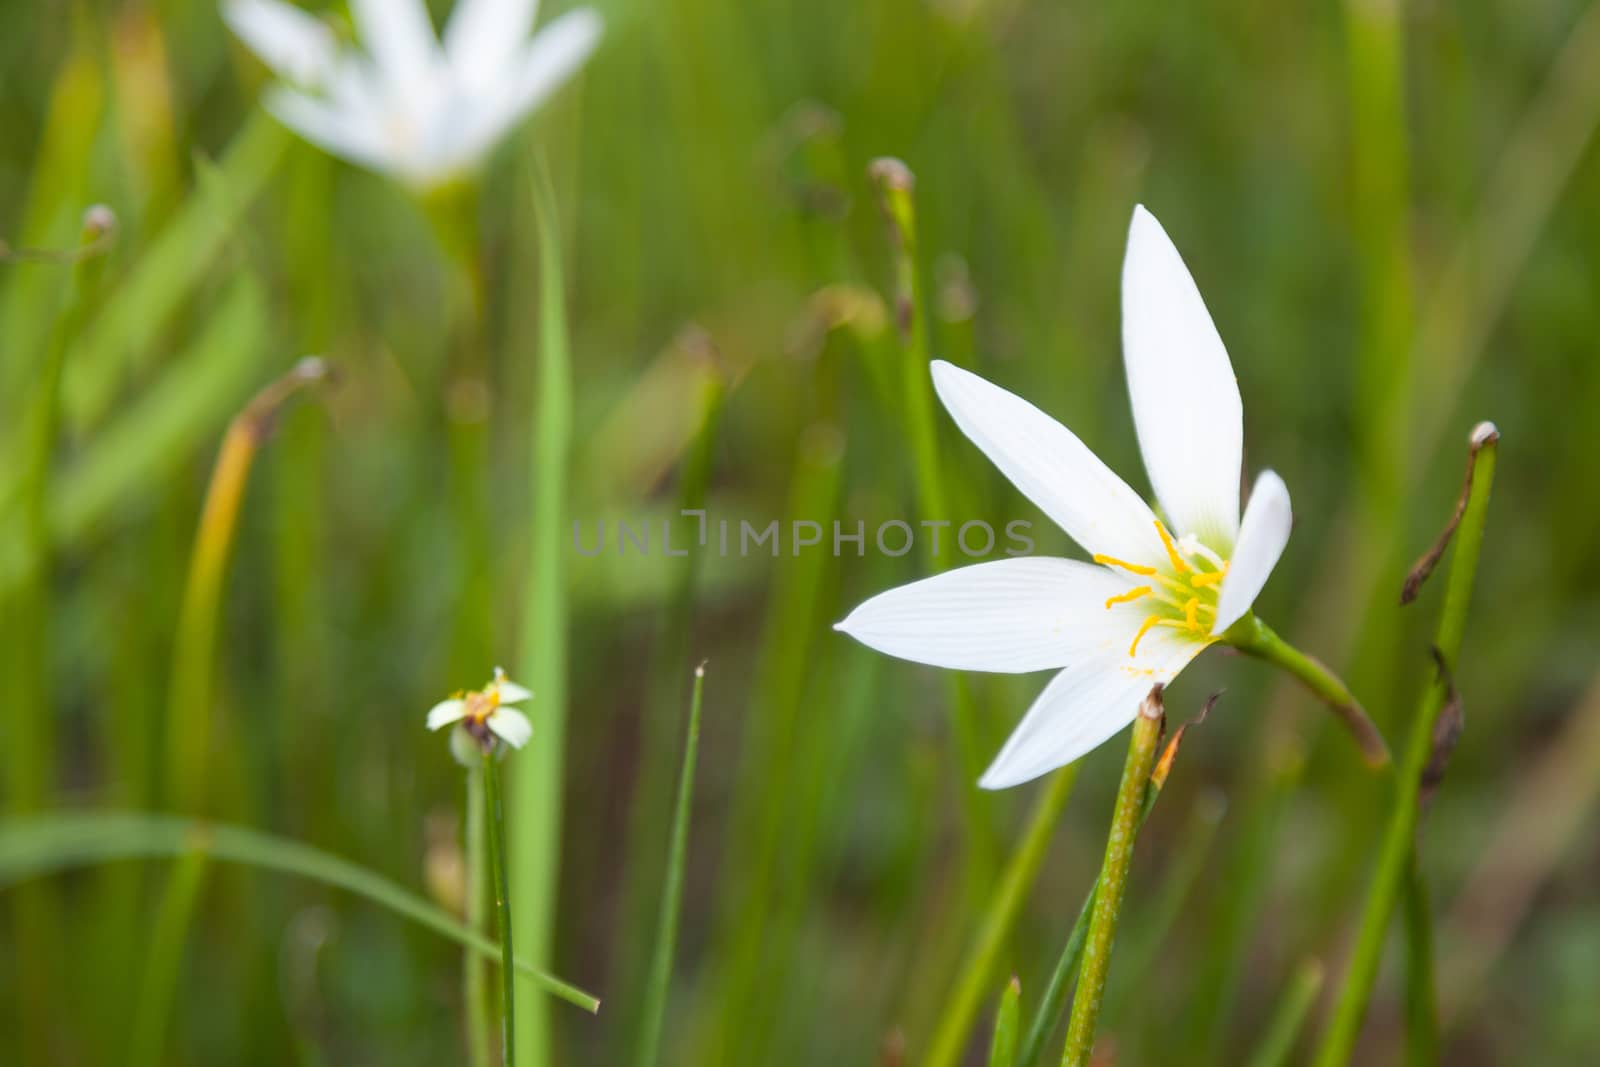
left=1104, top=586, right=1153, bottom=609
left=1184, top=597, right=1199, bottom=630
left=1189, top=570, right=1226, bottom=588
left=1154, top=521, right=1190, bottom=573
left=1093, top=553, right=1157, bottom=576
left=1129, top=614, right=1163, bottom=657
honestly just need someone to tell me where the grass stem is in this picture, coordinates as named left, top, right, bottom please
left=1312, top=424, right=1499, bottom=1067
left=466, top=764, right=493, bottom=1067
left=485, top=751, right=518, bottom=1066
left=924, top=765, right=1077, bottom=1067
left=633, top=665, right=707, bottom=1067
left=512, top=153, right=573, bottom=1067
left=1060, top=687, right=1165, bottom=1067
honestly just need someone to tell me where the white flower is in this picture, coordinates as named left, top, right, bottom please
left=427, top=667, right=535, bottom=750
left=223, top=0, right=602, bottom=188
left=836, top=205, right=1294, bottom=790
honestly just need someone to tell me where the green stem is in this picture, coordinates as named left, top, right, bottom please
left=7, top=202, right=110, bottom=1067
left=466, top=764, right=493, bottom=1067
left=867, top=155, right=996, bottom=906
left=1402, top=856, right=1439, bottom=1066
left=1060, top=690, right=1164, bottom=1067
left=1312, top=426, right=1498, bottom=1067
left=1225, top=615, right=1390, bottom=767
left=924, top=765, right=1077, bottom=1067
left=633, top=666, right=706, bottom=1067
left=128, top=849, right=207, bottom=1067
left=1243, top=959, right=1325, bottom=1067
left=1019, top=772, right=1170, bottom=1067
left=484, top=752, right=517, bottom=1066
left=513, top=153, right=572, bottom=1067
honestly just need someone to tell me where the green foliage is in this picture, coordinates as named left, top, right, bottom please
left=2, top=2, right=1598, bottom=1065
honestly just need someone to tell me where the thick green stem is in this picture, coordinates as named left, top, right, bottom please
left=1225, top=615, right=1390, bottom=766
left=484, top=752, right=517, bottom=1067
left=1313, top=425, right=1498, bottom=1067
left=513, top=155, right=572, bottom=1067
left=1020, top=764, right=1173, bottom=1067
left=1060, top=689, right=1164, bottom=1067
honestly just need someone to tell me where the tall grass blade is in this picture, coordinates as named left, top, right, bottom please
left=633, top=664, right=707, bottom=1067
left=512, top=154, right=575, bottom=1067
left=923, top=766, right=1076, bottom=1067
left=1244, top=959, right=1324, bottom=1067
left=1312, top=424, right=1500, bottom=1066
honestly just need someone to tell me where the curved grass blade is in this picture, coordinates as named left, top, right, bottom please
left=0, top=812, right=600, bottom=1013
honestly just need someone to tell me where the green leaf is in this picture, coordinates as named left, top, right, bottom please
left=0, top=812, right=600, bottom=1013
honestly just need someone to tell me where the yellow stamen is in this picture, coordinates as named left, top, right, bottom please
left=1184, top=597, right=1199, bottom=630
left=1154, top=521, right=1190, bottom=572
left=1189, top=570, right=1226, bottom=588
left=1104, top=586, right=1153, bottom=609
left=1129, top=614, right=1163, bottom=657
left=1093, top=553, right=1156, bottom=576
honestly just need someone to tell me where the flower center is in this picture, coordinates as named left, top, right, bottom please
left=463, top=687, right=502, bottom=725
left=1093, top=520, right=1230, bottom=657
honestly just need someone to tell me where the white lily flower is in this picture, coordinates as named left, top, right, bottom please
left=223, top=0, right=602, bottom=188
left=837, top=205, right=1297, bottom=790
left=427, top=666, right=535, bottom=750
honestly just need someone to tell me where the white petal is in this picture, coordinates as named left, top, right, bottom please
left=426, top=698, right=467, bottom=731
left=929, top=361, right=1169, bottom=569
left=1122, top=205, right=1244, bottom=550
left=441, top=8, right=602, bottom=169
left=223, top=0, right=341, bottom=86
left=444, top=0, right=538, bottom=85
left=350, top=0, right=441, bottom=87
left=495, top=680, right=533, bottom=704
left=979, top=626, right=1206, bottom=789
left=488, top=707, right=534, bottom=749
left=264, top=85, right=394, bottom=174
left=836, top=557, right=1151, bottom=673
left=1213, top=470, right=1292, bottom=633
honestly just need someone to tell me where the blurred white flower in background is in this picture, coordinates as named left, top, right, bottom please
left=223, top=0, right=602, bottom=188
left=837, top=206, right=1294, bottom=790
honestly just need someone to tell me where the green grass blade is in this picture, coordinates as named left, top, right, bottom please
left=61, top=113, right=287, bottom=430
left=0, top=274, right=267, bottom=599
left=923, top=765, right=1076, bottom=1067
left=634, top=665, right=707, bottom=1067
left=128, top=849, right=208, bottom=1067
left=512, top=152, right=575, bottom=1067
left=986, top=978, right=1021, bottom=1067
left=1313, top=426, right=1499, bottom=1066
left=1244, top=959, right=1325, bottom=1067
left=0, top=812, right=600, bottom=1013
left=1402, top=859, right=1439, bottom=1066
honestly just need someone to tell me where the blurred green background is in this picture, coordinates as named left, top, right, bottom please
left=4, top=0, right=1600, bottom=1064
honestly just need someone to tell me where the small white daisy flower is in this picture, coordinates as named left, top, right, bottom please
left=427, top=667, right=535, bottom=752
